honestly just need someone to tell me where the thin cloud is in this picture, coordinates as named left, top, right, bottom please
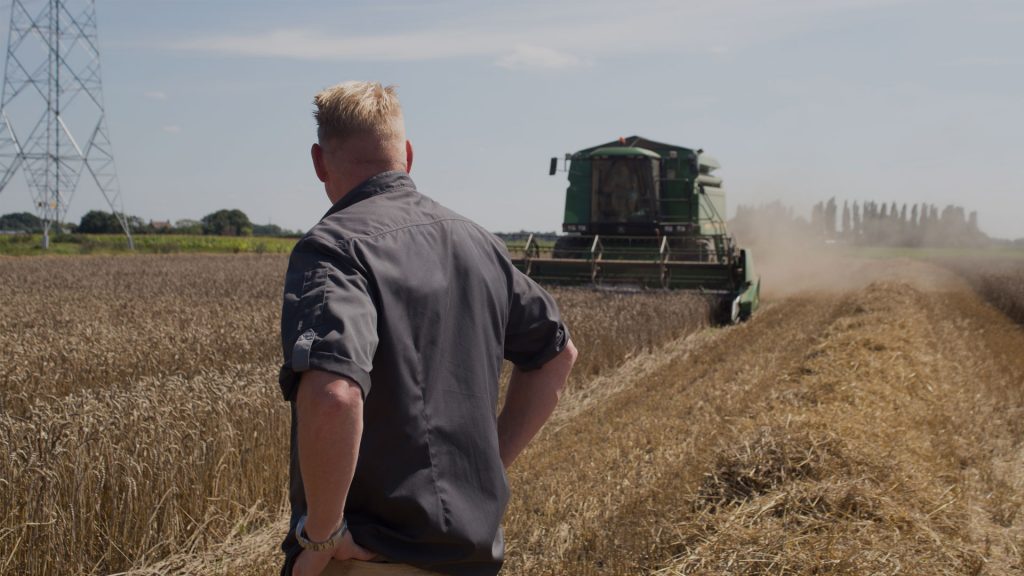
left=145, top=90, right=168, bottom=100
left=174, top=28, right=494, bottom=62
left=176, top=28, right=587, bottom=71
left=171, top=0, right=913, bottom=68
left=496, top=45, right=585, bottom=70
left=162, top=125, right=181, bottom=134
left=942, top=57, right=1003, bottom=68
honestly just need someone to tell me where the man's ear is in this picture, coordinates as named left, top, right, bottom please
left=311, top=143, right=328, bottom=183
left=405, top=140, right=414, bottom=174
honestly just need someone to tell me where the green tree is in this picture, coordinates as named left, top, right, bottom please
left=127, top=216, right=151, bottom=234
left=253, top=223, right=284, bottom=237
left=174, top=219, right=203, bottom=235
left=201, top=209, right=253, bottom=236
left=78, top=210, right=123, bottom=234
left=0, top=212, right=42, bottom=232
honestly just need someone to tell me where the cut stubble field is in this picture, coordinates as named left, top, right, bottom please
left=2, top=251, right=1024, bottom=575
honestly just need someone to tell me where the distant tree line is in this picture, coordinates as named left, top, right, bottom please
left=0, top=212, right=41, bottom=233
left=732, top=199, right=993, bottom=249
left=810, top=198, right=987, bottom=248
left=0, top=209, right=302, bottom=237
left=494, top=230, right=559, bottom=243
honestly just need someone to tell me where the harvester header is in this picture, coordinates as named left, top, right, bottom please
left=512, top=136, right=760, bottom=322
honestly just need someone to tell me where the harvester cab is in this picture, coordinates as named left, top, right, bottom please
left=511, top=135, right=760, bottom=323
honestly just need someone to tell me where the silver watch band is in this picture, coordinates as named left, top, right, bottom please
left=295, top=515, right=348, bottom=552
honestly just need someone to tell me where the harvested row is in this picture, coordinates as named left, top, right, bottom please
left=504, top=279, right=1024, bottom=575
left=942, top=257, right=1024, bottom=325
left=652, top=283, right=1008, bottom=574
left=501, top=294, right=843, bottom=574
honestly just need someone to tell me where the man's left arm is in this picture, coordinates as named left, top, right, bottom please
left=291, top=370, right=376, bottom=576
left=498, top=340, right=577, bottom=469
left=499, top=267, right=575, bottom=469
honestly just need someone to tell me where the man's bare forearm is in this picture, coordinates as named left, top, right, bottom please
left=498, top=341, right=577, bottom=469
left=296, top=370, right=364, bottom=541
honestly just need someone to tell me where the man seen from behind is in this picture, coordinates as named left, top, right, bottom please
left=277, top=81, right=578, bottom=576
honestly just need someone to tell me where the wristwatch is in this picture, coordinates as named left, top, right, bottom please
left=295, top=515, right=348, bottom=552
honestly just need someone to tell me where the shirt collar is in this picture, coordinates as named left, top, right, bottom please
left=324, top=171, right=415, bottom=218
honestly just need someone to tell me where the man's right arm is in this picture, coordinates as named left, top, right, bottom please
left=497, top=340, right=577, bottom=469
left=291, top=370, right=377, bottom=576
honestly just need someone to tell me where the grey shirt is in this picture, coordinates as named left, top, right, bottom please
left=278, top=172, right=569, bottom=576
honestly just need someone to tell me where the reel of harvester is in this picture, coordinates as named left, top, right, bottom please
left=510, top=136, right=760, bottom=324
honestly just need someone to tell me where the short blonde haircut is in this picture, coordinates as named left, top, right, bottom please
left=313, top=81, right=403, bottom=144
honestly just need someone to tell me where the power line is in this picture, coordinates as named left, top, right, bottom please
left=0, top=0, right=131, bottom=248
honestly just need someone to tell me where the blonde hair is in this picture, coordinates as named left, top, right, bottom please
left=313, top=81, right=404, bottom=144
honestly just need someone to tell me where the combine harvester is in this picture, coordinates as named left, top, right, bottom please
left=511, top=136, right=760, bottom=323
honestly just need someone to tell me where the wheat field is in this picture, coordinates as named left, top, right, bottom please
left=2, top=253, right=1024, bottom=575
left=0, top=254, right=710, bottom=575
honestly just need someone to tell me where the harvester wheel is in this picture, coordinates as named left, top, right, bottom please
left=716, top=296, right=741, bottom=325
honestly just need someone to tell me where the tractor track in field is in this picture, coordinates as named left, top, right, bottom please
left=503, top=292, right=846, bottom=575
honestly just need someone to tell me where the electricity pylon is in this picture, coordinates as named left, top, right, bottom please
left=0, top=0, right=132, bottom=249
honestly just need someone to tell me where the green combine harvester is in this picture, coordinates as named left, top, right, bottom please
left=510, top=136, right=760, bottom=323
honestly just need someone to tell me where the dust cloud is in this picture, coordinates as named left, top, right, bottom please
left=731, top=215, right=967, bottom=298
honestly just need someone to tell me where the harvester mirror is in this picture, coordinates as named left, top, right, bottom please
left=549, top=157, right=558, bottom=176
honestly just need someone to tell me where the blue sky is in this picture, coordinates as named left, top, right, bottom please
left=0, top=0, right=1022, bottom=238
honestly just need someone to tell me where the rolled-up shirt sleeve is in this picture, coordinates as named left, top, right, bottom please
left=279, top=236, right=378, bottom=401
left=503, top=267, right=569, bottom=370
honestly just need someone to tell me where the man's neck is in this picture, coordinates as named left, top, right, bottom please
left=329, top=164, right=407, bottom=204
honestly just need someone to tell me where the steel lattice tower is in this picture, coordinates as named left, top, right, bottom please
left=0, top=0, right=132, bottom=248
